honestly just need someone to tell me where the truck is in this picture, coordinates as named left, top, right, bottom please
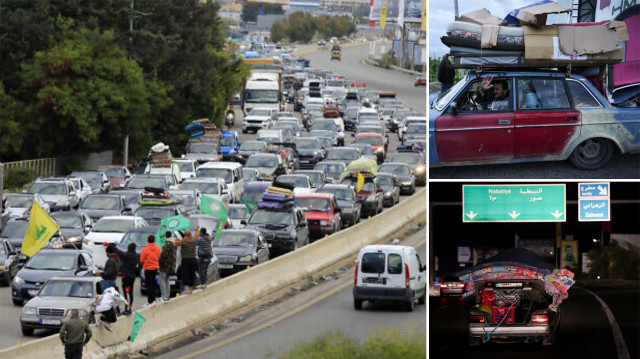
left=244, top=70, right=282, bottom=114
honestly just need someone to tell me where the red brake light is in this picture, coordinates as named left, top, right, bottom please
left=532, top=314, right=549, bottom=323
left=469, top=315, right=485, bottom=323
left=354, top=262, right=359, bottom=286
left=405, top=263, right=410, bottom=289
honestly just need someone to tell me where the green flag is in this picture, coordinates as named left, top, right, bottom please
left=129, top=312, right=147, bottom=342
left=200, top=195, right=229, bottom=238
left=155, top=214, right=190, bottom=247
left=241, top=196, right=258, bottom=214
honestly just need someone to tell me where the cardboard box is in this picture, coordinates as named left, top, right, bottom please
left=557, top=21, right=629, bottom=55
left=456, top=8, right=505, bottom=26
left=505, top=1, right=570, bottom=27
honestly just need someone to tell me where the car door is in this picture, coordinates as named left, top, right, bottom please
left=257, top=234, right=269, bottom=263
left=514, top=77, right=581, bottom=159
left=435, top=77, right=515, bottom=163
left=295, top=209, right=309, bottom=246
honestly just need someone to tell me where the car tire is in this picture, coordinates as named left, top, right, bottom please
left=12, top=298, right=23, bottom=306
left=569, top=138, right=613, bottom=170
left=543, top=332, right=556, bottom=346
left=354, top=299, right=363, bottom=310
left=418, top=293, right=426, bottom=305
left=21, top=325, right=34, bottom=336
left=405, top=299, right=414, bottom=312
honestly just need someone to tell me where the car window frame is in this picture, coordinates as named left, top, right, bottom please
left=455, top=76, right=514, bottom=114
left=515, top=76, right=573, bottom=111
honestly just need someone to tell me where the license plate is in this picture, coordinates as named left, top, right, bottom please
left=28, top=289, right=39, bottom=296
left=170, top=280, right=175, bottom=285
left=219, top=264, right=233, bottom=269
left=300, top=160, right=309, bottom=163
left=40, top=318, right=60, bottom=325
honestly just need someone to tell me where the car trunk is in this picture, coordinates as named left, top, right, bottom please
left=474, top=280, right=551, bottom=325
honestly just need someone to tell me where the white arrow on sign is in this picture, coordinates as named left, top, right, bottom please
left=597, top=185, right=608, bottom=196
left=465, top=211, right=478, bottom=219
left=551, top=210, right=564, bottom=219
left=508, top=210, right=520, bottom=219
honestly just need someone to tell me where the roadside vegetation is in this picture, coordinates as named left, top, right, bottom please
left=271, top=13, right=356, bottom=43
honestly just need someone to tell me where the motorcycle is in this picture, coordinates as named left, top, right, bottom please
left=225, top=106, right=235, bottom=128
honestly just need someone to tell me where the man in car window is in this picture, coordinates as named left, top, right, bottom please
left=478, top=75, right=510, bottom=111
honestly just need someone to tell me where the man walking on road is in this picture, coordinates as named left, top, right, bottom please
left=197, top=227, right=213, bottom=288
left=140, top=235, right=161, bottom=308
left=159, top=231, right=177, bottom=302
left=60, top=309, right=92, bottom=359
left=176, top=229, right=198, bottom=294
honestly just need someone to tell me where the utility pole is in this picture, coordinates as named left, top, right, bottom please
left=454, top=0, right=459, bottom=18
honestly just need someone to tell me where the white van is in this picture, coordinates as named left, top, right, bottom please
left=195, top=162, right=244, bottom=203
left=353, top=244, right=427, bottom=311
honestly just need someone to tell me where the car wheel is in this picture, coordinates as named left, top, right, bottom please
left=21, top=325, right=34, bottom=336
left=405, top=299, right=415, bottom=312
left=543, top=332, right=556, bottom=346
left=354, top=299, right=363, bottom=310
left=12, top=298, right=23, bottom=306
left=418, top=292, right=426, bottom=305
left=569, top=138, right=613, bottom=170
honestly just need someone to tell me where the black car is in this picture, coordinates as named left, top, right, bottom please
left=316, top=184, right=361, bottom=227
left=242, top=181, right=273, bottom=204
left=116, top=225, right=159, bottom=274
left=391, top=151, right=426, bottom=186
left=11, top=249, right=96, bottom=305
left=376, top=173, right=401, bottom=207
left=243, top=153, right=287, bottom=181
left=378, top=162, right=416, bottom=195
left=294, top=137, right=325, bottom=169
left=294, top=170, right=328, bottom=188
left=324, top=147, right=362, bottom=166
left=213, top=229, right=270, bottom=276
left=242, top=206, right=309, bottom=258
left=50, top=212, right=93, bottom=248
left=340, top=175, right=383, bottom=217
left=0, top=239, right=20, bottom=285
left=77, top=193, right=131, bottom=222
left=0, top=217, right=29, bottom=250
left=314, top=161, right=347, bottom=184
left=237, top=140, right=267, bottom=160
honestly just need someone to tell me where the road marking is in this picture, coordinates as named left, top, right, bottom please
left=176, top=237, right=426, bottom=359
left=578, top=287, right=630, bottom=359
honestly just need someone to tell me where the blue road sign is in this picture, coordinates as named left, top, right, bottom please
left=578, top=182, right=610, bottom=198
left=578, top=199, right=610, bottom=222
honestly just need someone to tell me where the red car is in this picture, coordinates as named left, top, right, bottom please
left=350, top=81, right=367, bottom=88
left=293, top=193, right=342, bottom=240
left=414, top=75, right=426, bottom=87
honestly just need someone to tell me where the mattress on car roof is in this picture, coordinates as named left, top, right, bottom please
left=446, top=21, right=524, bottom=46
left=441, top=36, right=525, bottom=51
left=455, top=56, right=524, bottom=66
left=448, top=45, right=524, bottom=56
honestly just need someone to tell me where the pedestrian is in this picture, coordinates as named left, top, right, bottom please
left=97, top=245, right=120, bottom=291
left=94, top=286, right=129, bottom=332
left=120, top=242, right=138, bottom=315
left=438, top=54, right=455, bottom=93
left=140, top=235, right=161, bottom=308
left=176, top=229, right=198, bottom=294
left=197, top=227, right=213, bottom=289
left=60, top=309, right=92, bottom=359
left=158, top=231, right=177, bottom=302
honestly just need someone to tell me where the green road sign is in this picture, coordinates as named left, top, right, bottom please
left=463, top=184, right=566, bottom=223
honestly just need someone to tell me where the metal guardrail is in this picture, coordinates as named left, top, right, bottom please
left=2, top=158, right=56, bottom=178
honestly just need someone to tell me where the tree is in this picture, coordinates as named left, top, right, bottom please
left=241, top=3, right=283, bottom=23
left=287, top=12, right=317, bottom=43
left=19, top=20, right=171, bottom=159
left=317, top=15, right=356, bottom=39
left=271, top=18, right=289, bottom=43
left=0, top=84, right=27, bottom=159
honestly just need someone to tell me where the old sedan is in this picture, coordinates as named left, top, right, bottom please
left=213, top=229, right=269, bottom=276
left=429, top=70, right=640, bottom=170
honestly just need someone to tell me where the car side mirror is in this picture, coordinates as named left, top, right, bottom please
left=450, top=101, right=458, bottom=115
left=78, top=264, right=89, bottom=272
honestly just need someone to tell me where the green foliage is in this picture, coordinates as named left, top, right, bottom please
left=588, top=242, right=640, bottom=280
left=316, top=15, right=357, bottom=39
left=287, top=12, right=317, bottom=43
left=3, top=167, right=37, bottom=191
left=0, top=84, right=26, bottom=158
left=271, top=18, right=289, bottom=43
left=268, top=328, right=425, bottom=359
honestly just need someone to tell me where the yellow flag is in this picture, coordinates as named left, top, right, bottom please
left=421, top=0, right=427, bottom=31
left=21, top=201, right=59, bottom=257
left=356, top=172, right=365, bottom=192
left=380, top=0, right=388, bottom=28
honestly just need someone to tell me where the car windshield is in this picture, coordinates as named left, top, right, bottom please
left=248, top=109, right=273, bottom=117
left=246, top=89, right=279, bottom=103
left=356, top=136, right=383, bottom=146
left=312, top=122, right=334, bottom=131
left=245, top=157, right=278, bottom=168
left=342, top=179, right=375, bottom=192
left=221, top=137, right=236, bottom=146
left=128, top=177, right=166, bottom=189
left=39, top=280, right=94, bottom=298
left=316, top=163, right=344, bottom=177
left=379, top=165, right=410, bottom=176
left=25, top=252, right=76, bottom=270
left=358, top=127, right=382, bottom=135
left=248, top=210, right=293, bottom=225
left=173, top=194, right=196, bottom=207
left=135, top=207, right=174, bottom=221
left=392, top=153, right=421, bottom=164
left=5, top=195, right=32, bottom=208
left=81, top=196, right=120, bottom=210
left=297, top=172, right=322, bottom=186
left=240, top=142, right=266, bottom=151
left=176, top=162, right=194, bottom=172
left=320, top=188, right=354, bottom=201
left=295, top=197, right=330, bottom=211
left=121, top=192, right=142, bottom=206
left=186, top=143, right=218, bottom=154
left=377, top=176, right=394, bottom=186
left=1, top=221, right=28, bottom=237
left=354, top=146, right=374, bottom=155
left=29, top=182, right=66, bottom=195
left=180, top=182, right=219, bottom=194
left=71, top=172, right=102, bottom=188
left=326, top=150, right=359, bottom=160
left=214, top=232, right=254, bottom=247
left=434, top=75, right=468, bottom=111
left=295, top=139, right=320, bottom=150
left=406, top=124, right=427, bottom=134
left=277, top=176, right=309, bottom=188
left=197, top=168, right=232, bottom=182
left=92, top=219, right=136, bottom=233
left=118, top=231, right=150, bottom=250
left=242, top=170, right=258, bottom=181
left=278, top=122, right=299, bottom=131
left=229, top=206, right=250, bottom=219
left=54, top=216, right=83, bottom=229
left=100, top=168, right=124, bottom=178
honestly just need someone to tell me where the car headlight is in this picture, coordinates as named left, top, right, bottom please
left=68, top=236, right=81, bottom=243
left=402, top=181, right=413, bottom=186
left=77, top=309, right=89, bottom=319
left=319, top=220, right=328, bottom=225
left=376, top=148, right=383, bottom=152
left=238, top=254, right=253, bottom=262
left=415, top=166, right=425, bottom=173
left=385, top=191, right=393, bottom=196
left=22, top=307, right=36, bottom=315
left=13, top=276, right=24, bottom=286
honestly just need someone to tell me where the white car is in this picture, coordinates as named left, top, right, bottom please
left=274, top=174, right=316, bottom=196
left=398, top=116, right=427, bottom=142
left=66, top=177, right=92, bottom=203
left=174, top=159, right=199, bottom=181
left=228, top=204, right=250, bottom=229
left=242, top=108, right=278, bottom=134
left=83, top=215, right=148, bottom=268
left=195, top=162, right=244, bottom=203
left=179, top=178, right=231, bottom=204
left=2, top=193, right=50, bottom=218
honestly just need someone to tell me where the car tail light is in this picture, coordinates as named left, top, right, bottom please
left=354, top=262, right=359, bottom=286
left=456, top=283, right=465, bottom=288
left=440, top=284, right=447, bottom=288
left=469, top=315, right=485, bottom=323
left=405, top=263, right=410, bottom=289
left=532, top=314, right=549, bottom=323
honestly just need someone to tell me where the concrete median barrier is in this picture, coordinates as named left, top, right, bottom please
left=0, top=188, right=426, bottom=359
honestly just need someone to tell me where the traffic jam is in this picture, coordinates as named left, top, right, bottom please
left=0, top=45, right=426, bottom=338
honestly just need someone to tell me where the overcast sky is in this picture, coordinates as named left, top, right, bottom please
left=428, top=0, right=569, bottom=59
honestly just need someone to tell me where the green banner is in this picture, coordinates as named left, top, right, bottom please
left=155, top=214, right=190, bottom=247
left=241, top=196, right=258, bottom=214
left=200, top=195, right=229, bottom=238
left=129, top=312, right=147, bottom=342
